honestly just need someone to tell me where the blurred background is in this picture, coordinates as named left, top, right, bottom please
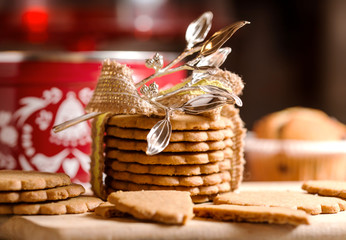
left=0, top=0, right=345, bottom=182
left=0, top=0, right=345, bottom=127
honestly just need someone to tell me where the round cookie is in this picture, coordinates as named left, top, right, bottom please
left=0, top=170, right=71, bottom=191
left=302, top=180, right=346, bottom=199
left=106, top=126, right=234, bottom=142
left=105, top=158, right=231, bottom=176
left=107, top=114, right=233, bottom=130
left=105, top=177, right=231, bottom=197
left=106, top=148, right=233, bottom=165
left=0, top=196, right=103, bottom=215
left=106, top=137, right=233, bottom=152
left=0, top=183, right=85, bottom=203
left=105, top=168, right=231, bottom=187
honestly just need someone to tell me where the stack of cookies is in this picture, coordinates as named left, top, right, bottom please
left=0, top=170, right=102, bottom=215
left=92, top=105, right=245, bottom=203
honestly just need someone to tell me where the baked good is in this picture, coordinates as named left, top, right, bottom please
left=246, top=107, right=346, bottom=181
left=194, top=204, right=310, bottom=225
left=107, top=190, right=194, bottom=225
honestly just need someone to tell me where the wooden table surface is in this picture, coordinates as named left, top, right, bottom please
left=1, top=182, right=345, bottom=240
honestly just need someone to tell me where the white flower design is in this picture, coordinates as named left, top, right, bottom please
left=35, top=110, right=53, bottom=131
left=0, top=126, right=18, bottom=147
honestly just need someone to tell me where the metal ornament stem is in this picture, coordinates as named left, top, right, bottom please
left=135, top=46, right=201, bottom=89
left=52, top=112, right=101, bottom=133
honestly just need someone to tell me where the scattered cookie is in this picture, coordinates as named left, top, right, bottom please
left=106, top=126, right=234, bottom=142
left=106, top=168, right=231, bottom=187
left=106, top=148, right=233, bottom=165
left=0, top=196, right=103, bottom=215
left=105, top=177, right=231, bottom=197
left=107, top=114, right=233, bottom=130
left=214, top=191, right=346, bottom=215
left=105, top=158, right=231, bottom=176
left=302, top=180, right=346, bottom=199
left=0, top=183, right=85, bottom=203
left=0, top=170, right=71, bottom=191
left=106, top=137, right=233, bottom=152
left=107, top=190, right=194, bottom=225
left=94, top=202, right=128, bottom=218
left=193, top=204, right=310, bottom=225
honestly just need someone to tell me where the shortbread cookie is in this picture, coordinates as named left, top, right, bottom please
left=106, top=137, right=233, bottom=152
left=105, top=168, right=231, bottom=187
left=107, top=190, right=194, bottom=225
left=105, top=159, right=231, bottom=176
left=214, top=191, right=346, bottom=215
left=302, top=180, right=346, bottom=199
left=0, top=196, right=103, bottom=215
left=0, top=183, right=85, bottom=203
left=106, top=126, right=234, bottom=142
left=94, top=202, right=128, bottom=218
left=107, top=114, right=233, bottom=130
left=194, top=204, right=310, bottom=225
left=106, top=148, right=233, bottom=165
left=0, top=170, right=71, bottom=191
left=105, top=177, right=231, bottom=197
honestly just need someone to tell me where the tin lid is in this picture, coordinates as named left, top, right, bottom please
left=0, top=51, right=177, bottom=86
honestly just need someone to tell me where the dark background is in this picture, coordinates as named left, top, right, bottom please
left=1, top=0, right=345, bottom=129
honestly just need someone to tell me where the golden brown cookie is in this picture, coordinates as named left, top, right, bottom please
left=302, top=180, right=346, bottom=199
left=107, top=190, right=194, bottom=225
left=0, top=184, right=85, bottom=203
left=214, top=191, right=346, bottom=215
left=106, top=126, right=234, bottom=142
left=0, top=196, right=103, bottom=215
left=105, top=177, right=231, bottom=197
left=106, top=148, right=233, bottom=165
left=107, top=114, right=233, bottom=130
left=106, top=137, right=233, bottom=152
left=193, top=204, right=310, bottom=225
left=0, top=170, right=71, bottom=191
left=105, top=158, right=231, bottom=176
left=105, top=168, right=231, bottom=187
left=94, top=202, right=128, bottom=218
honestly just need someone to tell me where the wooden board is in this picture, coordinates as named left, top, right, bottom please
left=1, top=182, right=346, bottom=240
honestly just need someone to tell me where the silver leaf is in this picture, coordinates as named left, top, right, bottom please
left=200, top=21, right=250, bottom=57
left=146, top=117, right=172, bottom=155
left=196, top=47, right=232, bottom=68
left=185, top=12, right=213, bottom=49
left=199, top=85, right=243, bottom=107
left=179, top=94, right=227, bottom=114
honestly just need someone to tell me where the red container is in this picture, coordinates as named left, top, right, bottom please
left=0, top=51, right=183, bottom=185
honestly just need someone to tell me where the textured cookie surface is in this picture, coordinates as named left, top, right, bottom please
left=106, top=177, right=231, bottom=197
left=106, top=159, right=231, bottom=176
left=106, top=148, right=233, bottom=165
left=107, top=114, right=233, bottom=130
left=0, top=170, right=71, bottom=191
left=106, top=126, right=234, bottom=142
left=0, top=196, right=103, bottom=215
left=194, top=204, right=310, bottom=225
left=107, top=190, right=194, bottom=225
left=106, top=168, right=231, bottom=187
left=214, top=191, right=346, bottom=215
left=106, top=137, right=233, bottom=152
left=0, top=183, right=85, bottom=203
left=302, top=180, right=346, bottom=199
